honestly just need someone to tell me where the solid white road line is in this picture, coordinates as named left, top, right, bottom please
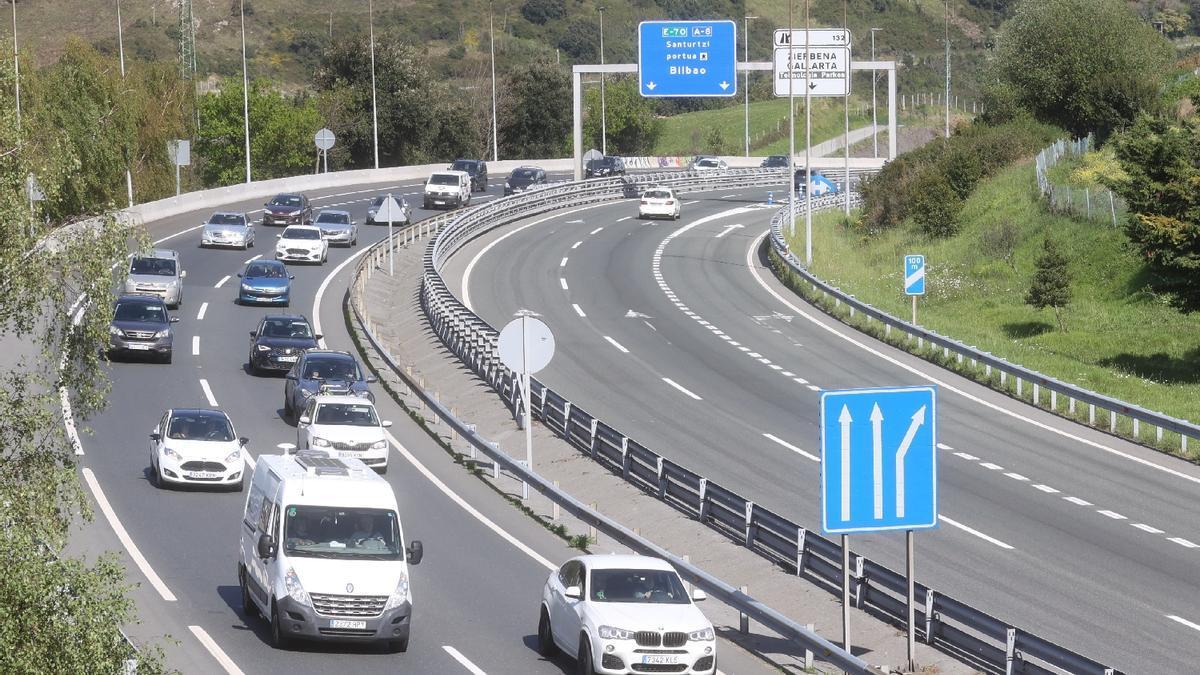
left=1097, top=510, right=1127, bottom=520
left=591, top=226, right=605, bottom=233
left=604, top=336, right=630, bottom=353
left=1168, top=615, right=1200, bottom=632
left=462, top=203, right=613, bottom=310
left=571, top=241, right=582, bottom=249
left=311, top=246, right=374, bottom=348
left=196, top=302, right=209, bottom=321
left=81, top=469, right=177, bottom=601
left=745, top=229, right=1200, bottom=490
left=188, top=625, right=246, bottom=675
left=939, top=514, right=1015, bottom=550
left=572, top=303, right=586, bottom=318
left=560, top=278, right=569, bottom=290
left=560, top=257, right=569, bottom=268
left=192, top=336, right=200, bottom=356
left=662, top=377, right=702, bottom=401
left=214, top=275, right=231, bottom=289
left=243, top=254, right=262, bottom=264
left=1168, top=537, right=1199, bottom=548
left=762, top=433, right=819, bottom=462
left=200, top=378, right=218, bottom=406
left=1132, top=523, right=1164, bottom=534
left=442, top=645, right=487, bottom=675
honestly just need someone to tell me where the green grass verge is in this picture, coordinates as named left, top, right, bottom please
left=776, top=159, right=1200, bottom=459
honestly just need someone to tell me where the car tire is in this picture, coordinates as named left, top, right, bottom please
left=249, top=358, right=260, bottom=376
left=270, top=600, right=290, bottom=649
left=150, top=459, right=160, bottom=488
left=536, top=608, right=557, bottom=657
left=577, top=634, right=595, bottom=675
left=162, top=351, right=173, bottom=364
left=283, top=396, right=293, bottom=420
left=240, top=566, right=259, bottom=620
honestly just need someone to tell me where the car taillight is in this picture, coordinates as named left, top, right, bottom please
left=641, top=200, right=649, bottom=205
left=665, top=200, right=675, bottom=205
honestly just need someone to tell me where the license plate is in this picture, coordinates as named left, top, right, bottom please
left=276, top=355, right=298, bottom=362
left=641, top=655, right=679, bottom=665
left=187, top=471, right=221, bottom=479
left=337, top=451, right=361, bottom=458
left=126, top=343, right=152, bottom=350
left=329, top=619, right=366, bottom=630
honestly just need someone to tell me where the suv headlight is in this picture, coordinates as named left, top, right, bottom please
left=298, top=388, right=315, bottom=398
left=688, top=627, right=715, bottom=641
left=383, top=571, right=410, bottom=611
left=311, top=437, right=331, bottom=447
left=284, top=567, right=310, bottom=606
left=255, top=344, right=271, bottom=352
left=153, top=329, right=170, bottom=339
left=109, top=325, right=123, bottom=336
left=225, top=449, right=242, bottom=463
left=371, top=439, right=388, bottom=450
left=504, top=181, right=510, bottom=188
left=598, top=625, right=636, bottom=640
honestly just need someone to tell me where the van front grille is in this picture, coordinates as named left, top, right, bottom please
left=310, top=593, right=387, bottom=617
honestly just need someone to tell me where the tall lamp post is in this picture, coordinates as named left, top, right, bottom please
left=944, top=0, right=950, bottom=139
left=117, top=0, right=133, bottom=207
left=10, top=0, right=18, bottom=134
left=870, top=27, right=881, bottom=158
left=743, top=15, right=757, bottom=157
left=239, top=0, right=251, bottom=183
left=598, top=5, right=607, bottom=155
left=489, top=1, right=499, bottom=161
left=369, top=0, right=379, bottom=169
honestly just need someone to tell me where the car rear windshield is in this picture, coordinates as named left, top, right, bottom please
left=284, top=506, right=402, bottom=560
left=644, top=190, right=671, bottom=200
left=167, top=413, right=234, bottom=441
left=302, top=358, right=359, bottom=381
left=315, top=402, right=379, bottom=426
left=282, top=227, right=320, bottom=240
left=271, top=195, right=302, bottom=207
left=114, top=302, right=167, bottom=323
left=208, top=213, right=245, bottom=226
left=588, top=158, right=618, bottom=168
left=245, top=263, right=286, bottom=279
left=512, top=169, right=538, bottom=179
left=451, top=160, right=478, bottom=172
left=429, top=174, right=459, bottom=185
left=262, top=318, right=312, bottom=338
left=316, top=212, right=350, bottom=224
left=589, top=569, right=689, bottom=604
left=129, top=257, right=177, bottom=276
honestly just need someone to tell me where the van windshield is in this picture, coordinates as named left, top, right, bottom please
left=283, top=506, right=402, bottom=560
left=429, top=174, right=459, bottom=186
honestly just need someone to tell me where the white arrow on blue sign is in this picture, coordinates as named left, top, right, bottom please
left=904, top=254, right=925, bottom=296
left=638, top=20, right=737, bottom=98
left=820, top=386, right=938, bottom=534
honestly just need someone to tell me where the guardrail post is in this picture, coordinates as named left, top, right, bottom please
left=620, top=437, right=630, bottom=479
left=1089, top=404, right=1096, bottom=426
left=1156, top=425, right=1163, bottom=444
left=552, top=481, right=560, bottom=521
left=655, top=457, right=666, bottom=499
left=1133, top=418, right=1140, bottom=439
left=588, top=503, right=598, bottom=544
left=1110, top=410, right=1117, bottom=433
left=738, top=585, right=749, bottom=633
left=1183, top=435, right=1189, bottom=453
left=853, top=555, right=866, bottom=608
left=588, top=419, right=598, bottom=455
left=1000, top=371, right=1007, bottom=387
left=1069, top=396, right=1075, bottom=414
left=1050, top=390, right=1057, bottom=411
left=924, top=589, right=937, bottom=644
left=796, top=527, right=808, bottom=575
left=562, top=402, right=573, bottom=439
left=803, top=623, right=814, bottom=669
left=744, top=501, right=755, bottom=547
left=986, top=364, right=992, bottom=378
left=1032, top=383, right=1039, bottom=405
left=697, top=478, right=709, bottom=523
left=1016, top=378, right=1023, bottom=398
left=1005, top=627, right=1017, bottom=675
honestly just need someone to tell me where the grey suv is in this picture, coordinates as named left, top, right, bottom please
left=283, top=350, right=376, bottom=420
left=124, top=249, right=185, bottom=308
left=108, top=294, right=178, bottom=363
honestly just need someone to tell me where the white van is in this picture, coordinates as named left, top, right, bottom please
left=423, top=170, right=471, bottom=209
left=238, top=451, right=423, bottom=651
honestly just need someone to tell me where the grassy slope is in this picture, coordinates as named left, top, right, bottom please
left=785, top=160, right=1200, bottom=426
left=653, top=97, right=877, bottom=156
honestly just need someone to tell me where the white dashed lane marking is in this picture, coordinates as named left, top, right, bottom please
left=192, top=336, right=200, bottom=356
left=1004, top=472, right=1028, bottom=482
left=560, top=278, right=568, bottom=290
left=603, top=336, right=630, bottom=354
left=571, top=241, right=582, bottom=249
left=662, top=377, right=702, bottom=401
left=979, top=462, right=1004, bottom=471
left=953, top=452, right=979, bottom=461
left=1133, top=523, right=1165, bottom=534
left=196, top=302, right=209, bottom=321
left=214, top=275, right=231, bottom=289
left=1064, top=496, right=1093, bottom=506
left=590, top=227, right=604, bottom=234
left=243, top=253, right=261, bottom=264
left=560, top=257, right=568, bottom=268
left=1168, top=615, right=1200, bottom=633
left=572, top=303, right=586, bottom=318
left=1032, top=484, right=1059, bottom=494
left=1169, top=537, right=1199, bottom=548
left=200, top=378, right=219, bottom=406
left=940, top=515, right=1015, bottom=550
left=1097, top=510, right=1127, bottom=520
left=763, top=433, right=819, bottom=462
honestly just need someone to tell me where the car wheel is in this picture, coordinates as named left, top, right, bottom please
left=577, top=634, right=595, bottom=675
left=240, top=566, right=259, bottom=619
left=249, top=357, right=260, bottom=376
left=150, top=459, right=160, bottom=487
left=162, top=351, right=173, bottom=364
left=536, top=608, right=557, bottom=657
left=270, top=600, right=290, bottom=649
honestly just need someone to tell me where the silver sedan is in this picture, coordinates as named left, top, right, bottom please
left=312, top=209, right=358, bottom=247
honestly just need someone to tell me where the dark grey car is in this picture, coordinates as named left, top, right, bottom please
left=282, top=350, right=376, bottom=419
left=108, top=294, right=179, bottom=363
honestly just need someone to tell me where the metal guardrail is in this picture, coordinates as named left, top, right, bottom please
left=765, top=209, right=1198, bottom=454
left=352, top=171, right=1121, bottom=674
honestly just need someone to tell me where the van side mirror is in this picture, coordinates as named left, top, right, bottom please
left=406, top=540, right=423, bottom=565
left=257, top=534, right=276, bottom=559
left=691, top=589, right=707, bottom=602
left=564, top=585, right=582, bottom=600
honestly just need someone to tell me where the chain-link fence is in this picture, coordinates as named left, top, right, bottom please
left=1035, top=135, right=1126, bottom=226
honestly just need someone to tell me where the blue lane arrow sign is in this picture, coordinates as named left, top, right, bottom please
left=904, top=254, right=925, bottom=296
left=638, top=20, right=737, bottom=98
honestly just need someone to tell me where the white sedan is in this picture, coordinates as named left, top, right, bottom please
left=296, top=394, right=392, bottom=473
left=538, top=554, right=716, bottom=674
left=638, top=188, right=681, bottom=220
left=274, top=225, right=328, bottom=264
left=149, top=408, right=247, bottom=491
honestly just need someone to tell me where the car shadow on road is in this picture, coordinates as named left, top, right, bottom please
left=216, top=584, right=400, bottom=656
left=519, top=633, right=574, bottom=673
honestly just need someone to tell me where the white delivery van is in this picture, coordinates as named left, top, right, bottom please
left=423, top=170, right=471, bottom=209
left=238, top=451, right=423, bottom=651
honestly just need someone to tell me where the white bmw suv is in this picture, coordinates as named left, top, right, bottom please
left=148, top=408, right=248, bottom=491
left=538, top=554, right=716, bottom=674
left=295, top=394, right=392, bottom=473
left=275, top=225, right=328, bottom=264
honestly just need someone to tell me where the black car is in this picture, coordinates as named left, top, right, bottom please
left=262, top=193, right=312, bottom=226
left=585, top=156, right=625, bottom=178
left=761, top=155, right=790, bottom=168
left=283, top=350, right=376, bottom=419
left=450, top=159, right=488, bottom=192
left=504, top=166, right=547, bottom=195
left=248, top=314, right=321, bottom=375
left=107, top=294, right=178, bottom=363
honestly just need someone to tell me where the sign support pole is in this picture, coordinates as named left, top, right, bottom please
left=175, top=163, right=181, bottom=196
left=841, top=533, right=851, bottom=652
left=387, top=192, right=395, bottom=277
left=907, top=529, right=917, bottom=671
left=804, top=0, right=813, bottom=266
left=520, top=312, right=533, bottom=501
left=912, top=295, right=917, bottom=326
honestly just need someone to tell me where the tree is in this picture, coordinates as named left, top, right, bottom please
left=0, top=51, right=168, bottom=675
left=521, top=0, right=566, bottom=25
left=1109, top=114, right=1200, bottom=312
left=500, top=59, right=571, bottom=158
left=1025, top=238, right=1073, bottom=331
left=582, top=78, right=662, bottom=155
left=195, top=78, right=320, bottom=186
left=990, top=0, right=1172, bottom=139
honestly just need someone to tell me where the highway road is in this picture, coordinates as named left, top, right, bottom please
left=72, top=176, right=770, bottom=674
left=451, top=188, right=1200, bottom=673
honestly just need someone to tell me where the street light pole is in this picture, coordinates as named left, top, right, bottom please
left=598, top=5, right=607, bottom=156
left=489, top=1, right=499, bottom=162
left=944, top=0, right=950, bottom=139
left=12, top=0, right=20, bottom=135
left=804, top=0, right=813, bottom=266
left=743, top=15, right=756, bottom=157
left=787, top=0, right=795, bottom=239
left=117, top=0, right=133, bottom=207
left=369, top=0, right=379, bottom=169
left=240, top=0, right=251, bottom=183
left=871, top=28, right=881, bottom=158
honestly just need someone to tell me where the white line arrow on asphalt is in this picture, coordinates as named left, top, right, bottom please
left=895, top=405, right=927, bottom=518
left=839, top=405, right=852, bottom=521
left=714, top=223, right=743, bottom=238
left=871, top=403, right=884, bottom=520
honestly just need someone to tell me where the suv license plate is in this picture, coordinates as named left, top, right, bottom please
left=641, top=656, right=679, bottom=665
left=126, top=343, right=152, bottom=350
left=329, top=619, right=366, bottom=630
left=276, top=355, right=298, bottom=362
left=187, top=471, right=221, bottom=479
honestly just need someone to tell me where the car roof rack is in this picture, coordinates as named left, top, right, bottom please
left=294, top=451, right=350, bottom=476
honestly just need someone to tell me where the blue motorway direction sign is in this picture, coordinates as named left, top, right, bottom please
left=638, top=20, right=737, bottom=98
left=820, top=386, right=938, bottom=534
left=904, top=254, right=925, bottom=296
